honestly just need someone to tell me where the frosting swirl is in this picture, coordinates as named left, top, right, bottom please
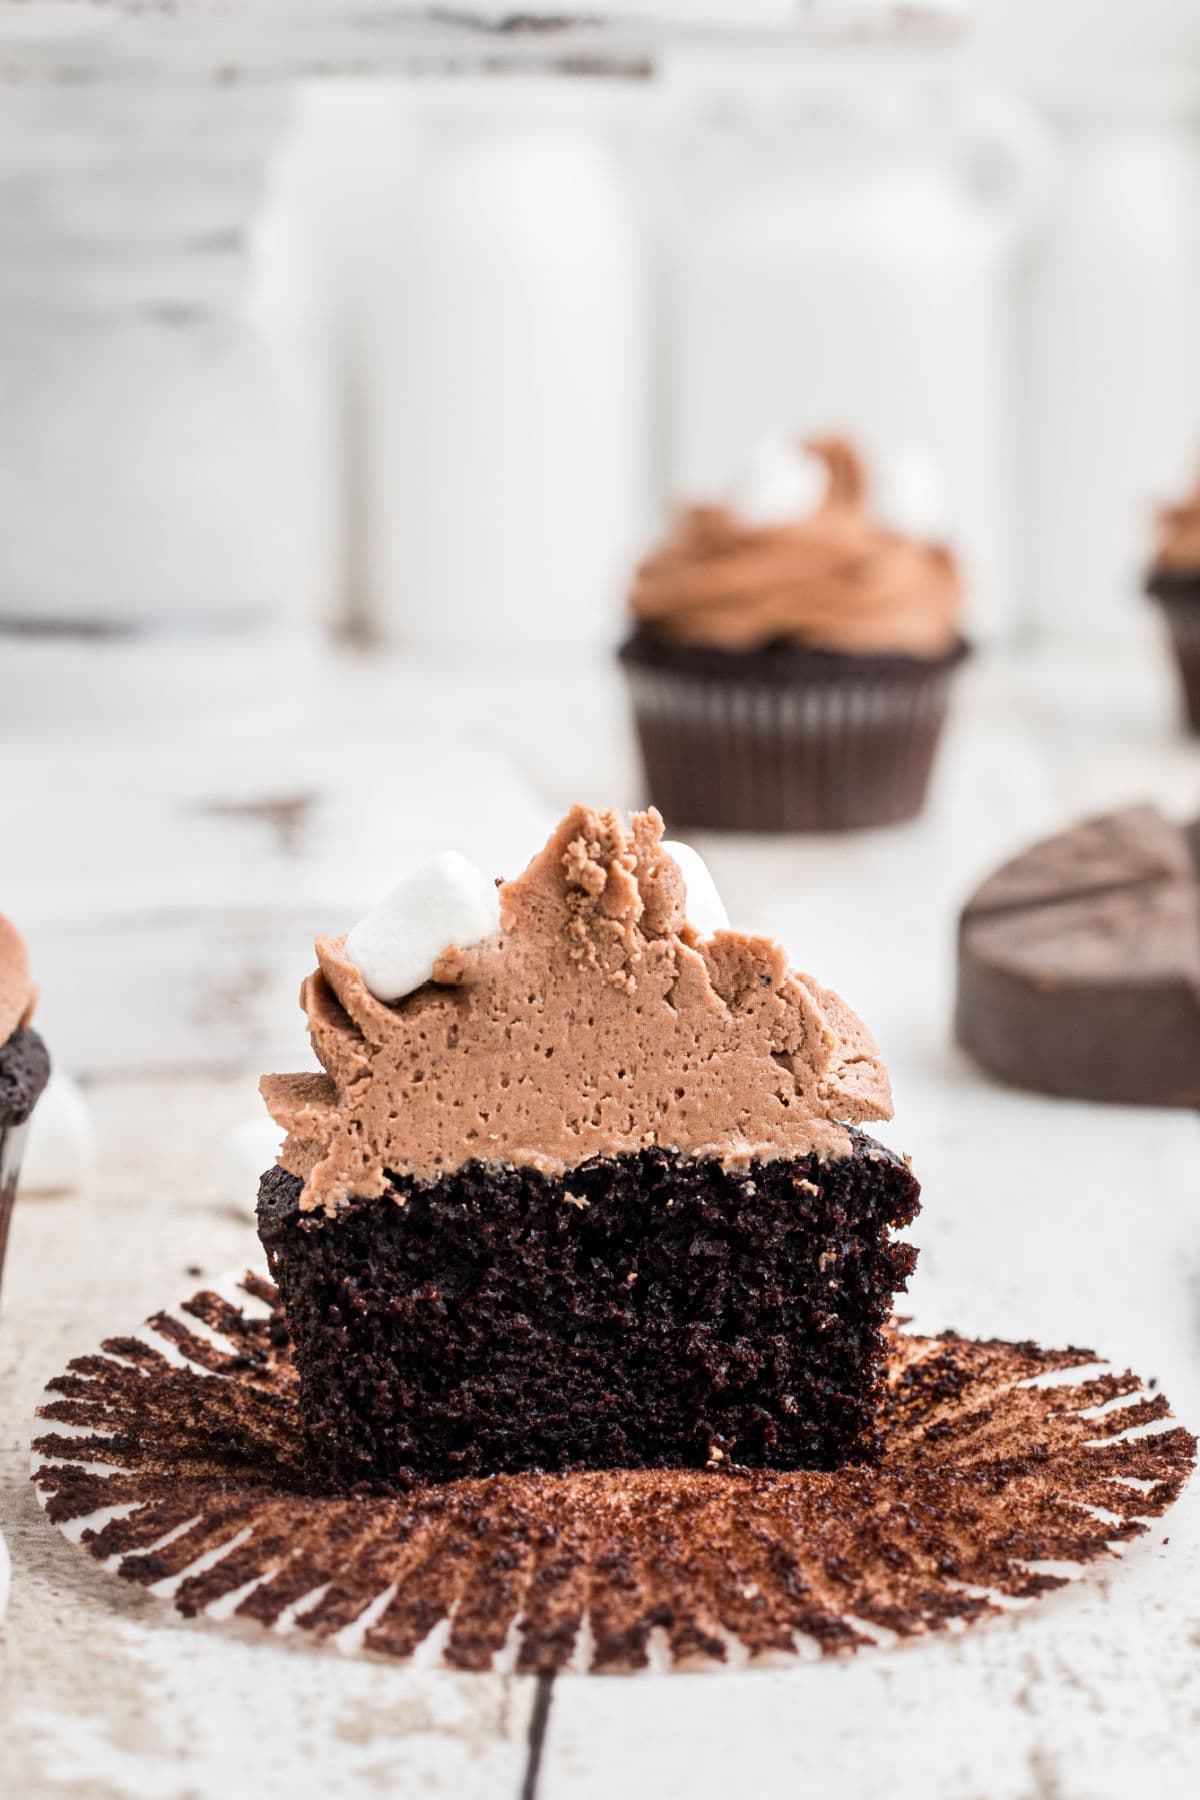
left=262, top=805, right=892, bottom=1215
left=1152, top=464, right=1200, bottom=573
left=0, top=914, right=36, bottom=1044
left=628, top=437, right=963, bottom=658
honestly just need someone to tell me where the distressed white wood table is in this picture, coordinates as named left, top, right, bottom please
left=1, top=635, right=1198, bottom=1798
left=0, top=4, right=964, bottom=84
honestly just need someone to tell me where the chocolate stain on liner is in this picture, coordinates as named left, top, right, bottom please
left=31, top=1275, right=1195, bottom=1674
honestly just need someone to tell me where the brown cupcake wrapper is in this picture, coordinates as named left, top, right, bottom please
left=0, top=1119, right=31, bottom=1299
left=1152, top=592, right=1200, bottom=733
left=623, top=656, right=961, bottom=832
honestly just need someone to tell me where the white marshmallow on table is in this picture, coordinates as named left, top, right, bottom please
left=875, top=445, right=950, bottom=542
left=727, top=433, right=828, bottom=528
left=19, top=1070, right=94, bottom=1196
left=663, top=840, right=729, bottom=939
left=345, top=851, right=502, bottom=1004
left=222, top=1115, right=286, bottom=1219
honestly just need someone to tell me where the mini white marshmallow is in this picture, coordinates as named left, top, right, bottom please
left=663, top=840, right=729, bottom=938
left=876, top=445, right=950, bottom=542
left=727, top=434, right=828, bottom=528
left=345, top=851, right=501, bottom=1003
left=223, top=1116, right=287, bottom=1220
left=20, top=1071, right=95, bottom=1196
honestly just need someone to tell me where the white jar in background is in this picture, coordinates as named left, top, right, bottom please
left=1023, top=114, right=1200, bottom=645
left=0, top=87, right=310, bottom=729
left=365, top=110, right=650, bottom=653
left=662, top=81, right=1050, bottom=644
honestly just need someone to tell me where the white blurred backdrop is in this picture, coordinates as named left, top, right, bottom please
left=249, top=0, right=1200, bottom=659
left=0, top=0, right=1197, bottom=711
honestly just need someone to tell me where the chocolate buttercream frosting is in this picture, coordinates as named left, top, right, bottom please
left=262, top=806, right=892, bottom=1214
left=628, top=437, right=963, bottom=659
left=1151, top=463, right=1200, bottom=574
left=0, top=915, right=36, bottom=1046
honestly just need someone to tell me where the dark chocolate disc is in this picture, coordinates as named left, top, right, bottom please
left=956, top=805, right=1200, bottom=1105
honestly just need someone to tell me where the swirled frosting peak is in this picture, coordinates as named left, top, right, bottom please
left=628, top=436, right=963, bottom=658
left=261, top=805, right=892, bottom=1214
left=1152, top=463, right=1200, bottom=573
left=0, top=915, right=36, bottom=1045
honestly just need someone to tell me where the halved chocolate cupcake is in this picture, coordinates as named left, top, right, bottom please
left=0, top=915, right=51, bottom=1295
left=1146, top=461, right=1200, bottom=732
left=258, top=807, right=919, bottom=1490
left=620, top=437, right=969, bottom=832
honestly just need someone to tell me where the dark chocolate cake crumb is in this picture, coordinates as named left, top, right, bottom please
left=31, top=1273, right=1195, bottom=1673
left=0, top=1027, right=51, bottom=1129
left=257, top=1137, right=921, bottom=1489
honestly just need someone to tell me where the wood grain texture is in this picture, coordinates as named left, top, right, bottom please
left=0, top=5, right=964, bottom=85
left=0, top=1079, right=536, bottom=1800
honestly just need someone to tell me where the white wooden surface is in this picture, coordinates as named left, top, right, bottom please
left=1, top=634, right=1199, bottom=1798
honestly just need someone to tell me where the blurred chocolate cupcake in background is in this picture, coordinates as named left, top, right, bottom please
left=0, top=915, right=50, bottom=1298
left=619, top=436, right=969, bottom=832
left=1146, top=461, right=1200, bottom=732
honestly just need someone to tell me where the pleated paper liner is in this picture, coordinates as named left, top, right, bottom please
left=620, top=636, right=969, bottom=832
left=1152, top=590, right=1200, bottom=732
left=31, top=1271, right=1195, bottom=1674
left=0, top=1117, right=31, bottom=1295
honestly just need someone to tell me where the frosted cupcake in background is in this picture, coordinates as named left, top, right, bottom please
left=1146, top=461, right=1200, bottom=732
left=0, top=915, right=51, bottom=1297
left=619, top=436, right=969, bottom=832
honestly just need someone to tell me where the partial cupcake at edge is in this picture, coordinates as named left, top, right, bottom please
left=257, top=805, right=919, bottom=1491
left=619, top=435, right=969, bottom=833
left=1146, top=456, right=1200, bottom=732
left=0, top=914, right=51, bottom=1295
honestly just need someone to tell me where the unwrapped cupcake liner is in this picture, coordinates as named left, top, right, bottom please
left=30, top=1269, right=1195, bottom=1674
left=1154, top=593, right=1200, bottom=733
left=623, top=655, right=961, bottom=832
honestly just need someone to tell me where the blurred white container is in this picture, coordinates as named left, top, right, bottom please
left=0, top=88, right=310, bottom=728
left=662, top=82, right=1051, bottom=643
left=1024, top=117, right=1200, bottom=644
left=366, top=112, right=649, bottom=652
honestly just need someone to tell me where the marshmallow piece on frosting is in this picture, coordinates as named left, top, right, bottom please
left=20, top=1071, right=94, bottom=1196
left=728, top=434, right=828, bottom=528
left=345, top=852, right=501, bottom=1003
left=663, top=840, right=729, bottom=939
left=876, top=445, right=950, bottom=542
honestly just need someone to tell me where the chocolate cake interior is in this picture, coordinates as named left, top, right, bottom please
left=259, top=1135, right=919, bottom=1491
